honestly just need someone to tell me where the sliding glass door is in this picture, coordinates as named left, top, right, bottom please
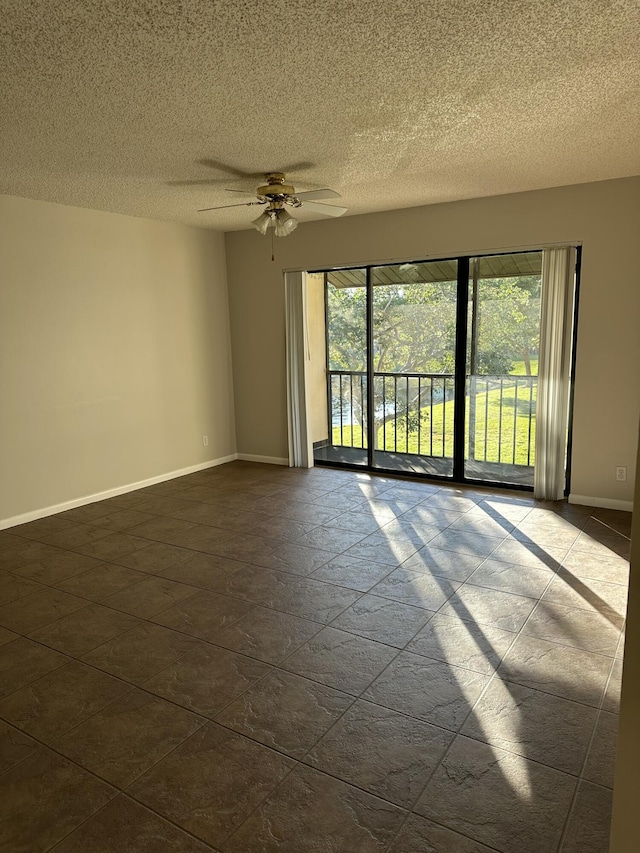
left=464, top=253, right=542, bottom=486
left=315, top=259, right=463, bottom=477
left=319, top=268, right=369, bottom=468
left=370, top=261, right=459, bottom=476
left=313, top=249, right=569, bottom=490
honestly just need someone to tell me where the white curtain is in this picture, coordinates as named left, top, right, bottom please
left=534, top=247, right=576, bottom=500
left=285, top=270, right=313, bottom=467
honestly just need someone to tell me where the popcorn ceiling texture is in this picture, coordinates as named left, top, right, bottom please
left=1, top=0, right=639, bottom=230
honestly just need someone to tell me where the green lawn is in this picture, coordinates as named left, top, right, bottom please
left=333, top=378, right=537, bottom=466
left=510, top=359, right=538, bottom=375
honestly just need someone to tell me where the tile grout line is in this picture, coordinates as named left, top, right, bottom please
left=400, top=624, right=525, bottom=816
left=41, top=789, right=220, bottom=853
left=381, top=810, right=507, bottom=853
left=0, top=667, right=301, bottom=851
left=554, top=672, right=618, bottom=852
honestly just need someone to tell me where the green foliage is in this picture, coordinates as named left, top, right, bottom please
left=327, top=275, right=541, bottom=379
left=327, top=281, right=459, bottom=374
left=327, top=286, right=367, bottom=372
left=327, top=272, right=541, bottom=466
left=473, top=276, right=541, bottom=375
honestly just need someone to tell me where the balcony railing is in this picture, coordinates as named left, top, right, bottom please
left=328, top=370, right=537, bottom=467
left=467, top=375, right=537, bottom=466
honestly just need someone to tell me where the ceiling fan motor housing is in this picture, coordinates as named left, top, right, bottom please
left=258, top=172, right=296, bottom=198
left=196, top=171, right=344, bottom=219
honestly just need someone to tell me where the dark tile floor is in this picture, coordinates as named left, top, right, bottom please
left=0, top=461, right=629, bottom=852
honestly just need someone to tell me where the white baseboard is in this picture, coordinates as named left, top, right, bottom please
left=569, top=494, right=634, bottom=513
left=0, top=454, right=239, bottom=531
left=237, top=454, right=289, bottom=466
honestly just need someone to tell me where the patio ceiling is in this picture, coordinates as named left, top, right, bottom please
left=327, top=251, right=543, bottom=287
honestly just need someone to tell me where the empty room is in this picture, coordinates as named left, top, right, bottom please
left=0, top=2, right=639, bottom=852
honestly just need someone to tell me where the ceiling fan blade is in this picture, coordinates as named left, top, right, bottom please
left=197, top=202, right=263, bottom=212
left=197, top=159, right=264, bottom=179
left=281, top=161, right=314, bottom=174
left=295, top=189, right=341, bottom=201
left=302, top=201, right=348, bottom=217
left=225, top=188, right=255, bottom=195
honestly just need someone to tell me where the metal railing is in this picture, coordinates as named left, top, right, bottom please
left=329, top=371, right=368, bottom=449
left=328, top=370, right=537, bottom=467
left=467, top=374, right=537, bottom=466
left=375, top=372, right=455, bottom=458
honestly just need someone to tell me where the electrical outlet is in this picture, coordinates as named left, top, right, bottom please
left=202, top=435, right=209, bottom=447
left=616, top=466, right=627, bottom=482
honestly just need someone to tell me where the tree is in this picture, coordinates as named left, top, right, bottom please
left=327, top=280, right=458, bottom=443
left=473, top=276, right=541, bottom=375
left=326, top=273, right=542, bottom=449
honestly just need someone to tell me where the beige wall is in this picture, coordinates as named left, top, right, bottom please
left=0, top=194, right=236, bottom=524
left=307, top=272, right=329, bottom=444
left=609, top=425, right=639, bottom=852
left=226, top=176, right=640, bottom=505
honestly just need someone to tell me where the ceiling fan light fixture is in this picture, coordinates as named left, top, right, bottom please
left=274, top=208, right=298, bottom=237
left=251, top=210, right=272, bottom=235
left=198, top=171, right=345, bottom=233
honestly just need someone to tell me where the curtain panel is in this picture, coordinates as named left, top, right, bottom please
left=534, top=247, right=576, bottom=500
left=284, top=270, right=313, bottom=468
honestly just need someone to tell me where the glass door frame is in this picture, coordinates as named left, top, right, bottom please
left=365, top=265, right=374, bottom=468
left=314, top=248, right=580, bottom=494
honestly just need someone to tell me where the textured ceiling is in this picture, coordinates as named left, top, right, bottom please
left=1, top=0, right=639, bottom=231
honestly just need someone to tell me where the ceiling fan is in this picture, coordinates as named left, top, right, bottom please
left=197, top=172, right=347, bottom=237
